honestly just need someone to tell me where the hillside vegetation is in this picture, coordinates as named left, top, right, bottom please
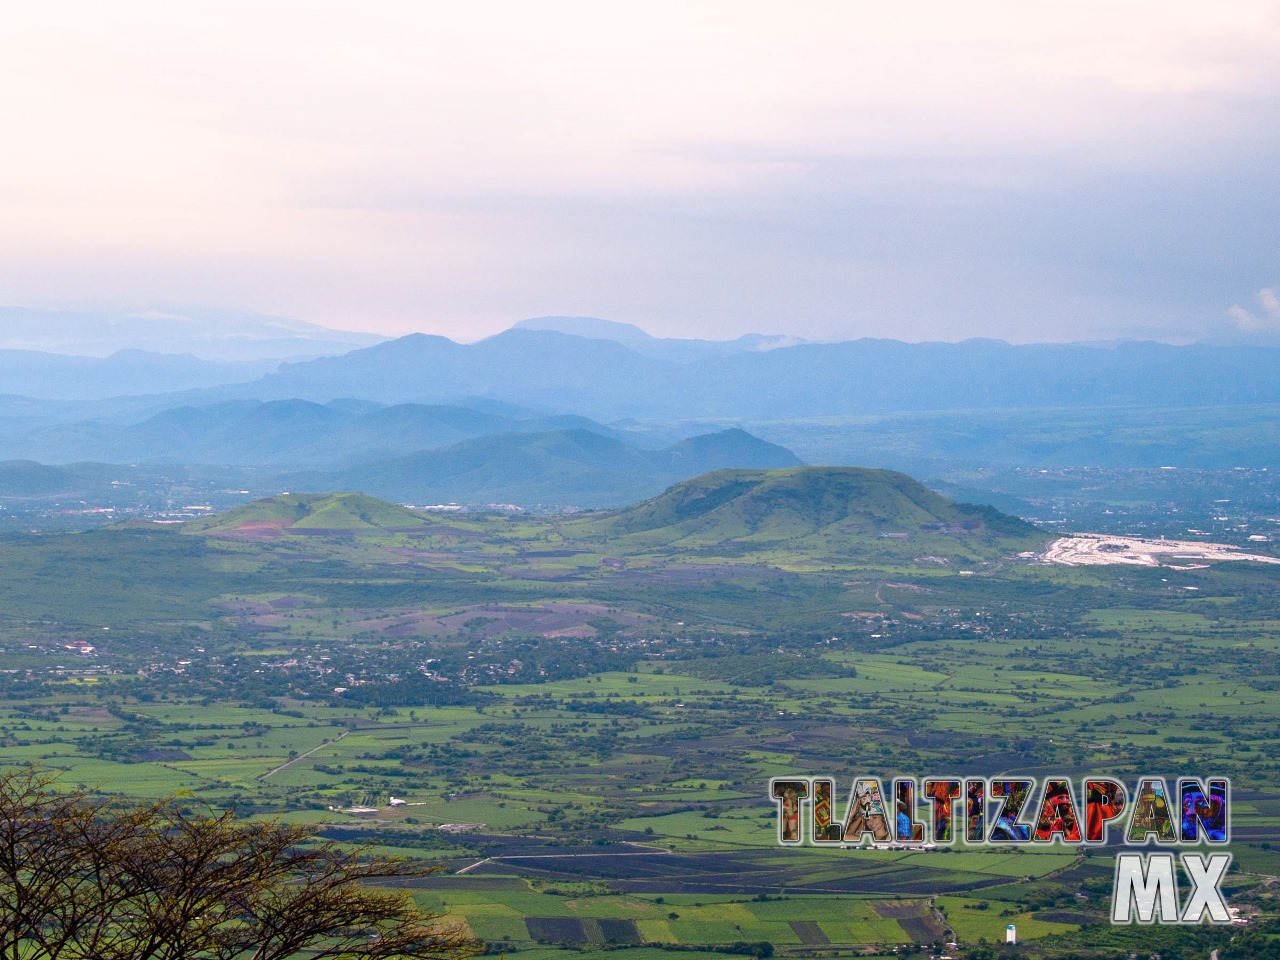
left=180, top=468, right=1045, bottom=565
left=184, top=491, right=435, bottom=535
left=580, top=467, right=1044, bottom=560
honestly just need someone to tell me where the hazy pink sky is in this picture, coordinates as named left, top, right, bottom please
left=2, top=1, right=1278, bottom=343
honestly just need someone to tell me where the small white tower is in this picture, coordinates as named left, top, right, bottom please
left=1005, top=924, right=1017, bottom=944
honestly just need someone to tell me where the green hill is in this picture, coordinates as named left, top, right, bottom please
left=181, top=470, right=1044, bottom=563
left=0, top=469, right=1050, bottom=632
left=585, top=467, right=1045, bottom=558
left=182, top=491, right=432, bottom=536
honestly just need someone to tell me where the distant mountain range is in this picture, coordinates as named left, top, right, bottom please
left=0, top=399, right=624, bottom=467
left=0, top=349, right=280, bottom=401
left=0, top=407, right=803, bottom=508
left=4, top=318, right=1280, bottom=417
left=0, top=317, right=1277, bottom=500
left=205, top=329, right=1280, bottom=418
left=279, top=427, right=802, bottom=507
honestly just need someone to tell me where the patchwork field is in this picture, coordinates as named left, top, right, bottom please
left=1, top=481, right=1278, bottom=958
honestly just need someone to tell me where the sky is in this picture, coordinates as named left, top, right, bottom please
left=2, top=1, right=1279, bottom=345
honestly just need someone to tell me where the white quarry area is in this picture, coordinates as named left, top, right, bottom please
left=1040, top=534, right=1280, bottom=569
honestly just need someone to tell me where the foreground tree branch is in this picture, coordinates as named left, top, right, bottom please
left=0, top=767, right=478, bottom=960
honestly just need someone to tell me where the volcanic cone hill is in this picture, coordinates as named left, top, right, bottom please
left=577, top=467, right=1046, bottom=561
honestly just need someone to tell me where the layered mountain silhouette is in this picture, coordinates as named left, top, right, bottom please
left=0, top=414, right=802, bottom=508
left=278, top=428, right=802, bottom=507
left=0, top=349, right=279, bottom=400
left=0, top=399, right=622, bottom=467
left=201, top=330, right=1280, bottom=418
left=2, top=320, right=1278, bottom=495
left=4, top=322, right=1280, bottom=417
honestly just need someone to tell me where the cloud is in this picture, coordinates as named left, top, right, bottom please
left=1229, top=287, right=1280, bottom=332
left=2, top=2, right=1280, bottom=342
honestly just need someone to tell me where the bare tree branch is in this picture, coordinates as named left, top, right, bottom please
left=0, top=767, right=479, bottom=960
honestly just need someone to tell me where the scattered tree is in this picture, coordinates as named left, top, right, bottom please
left=0, top=766, right=477, bottom=960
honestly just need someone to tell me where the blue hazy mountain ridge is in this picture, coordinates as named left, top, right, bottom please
left=237, top=331, right=668, bottom=414
left=0, top=399, right=629, bottom=468
left=274, top=427, right=803, bottom=507
left=5, top=322, right=1280, bottom=414
left=2, top=322, right=1279, bottom=477
left=0, top=349, right=282, bottom=400
left=217, top=329, right=1280, bottom=417
left=0, top=422, right=801, bottom=508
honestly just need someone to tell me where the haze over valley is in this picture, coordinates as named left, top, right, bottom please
left=4, top=5, right=1280, bottom=956
left=1, top=315, right=1276, bottom=549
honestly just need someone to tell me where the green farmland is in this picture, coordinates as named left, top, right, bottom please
left=1, top=476, right=1278, bottom=958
